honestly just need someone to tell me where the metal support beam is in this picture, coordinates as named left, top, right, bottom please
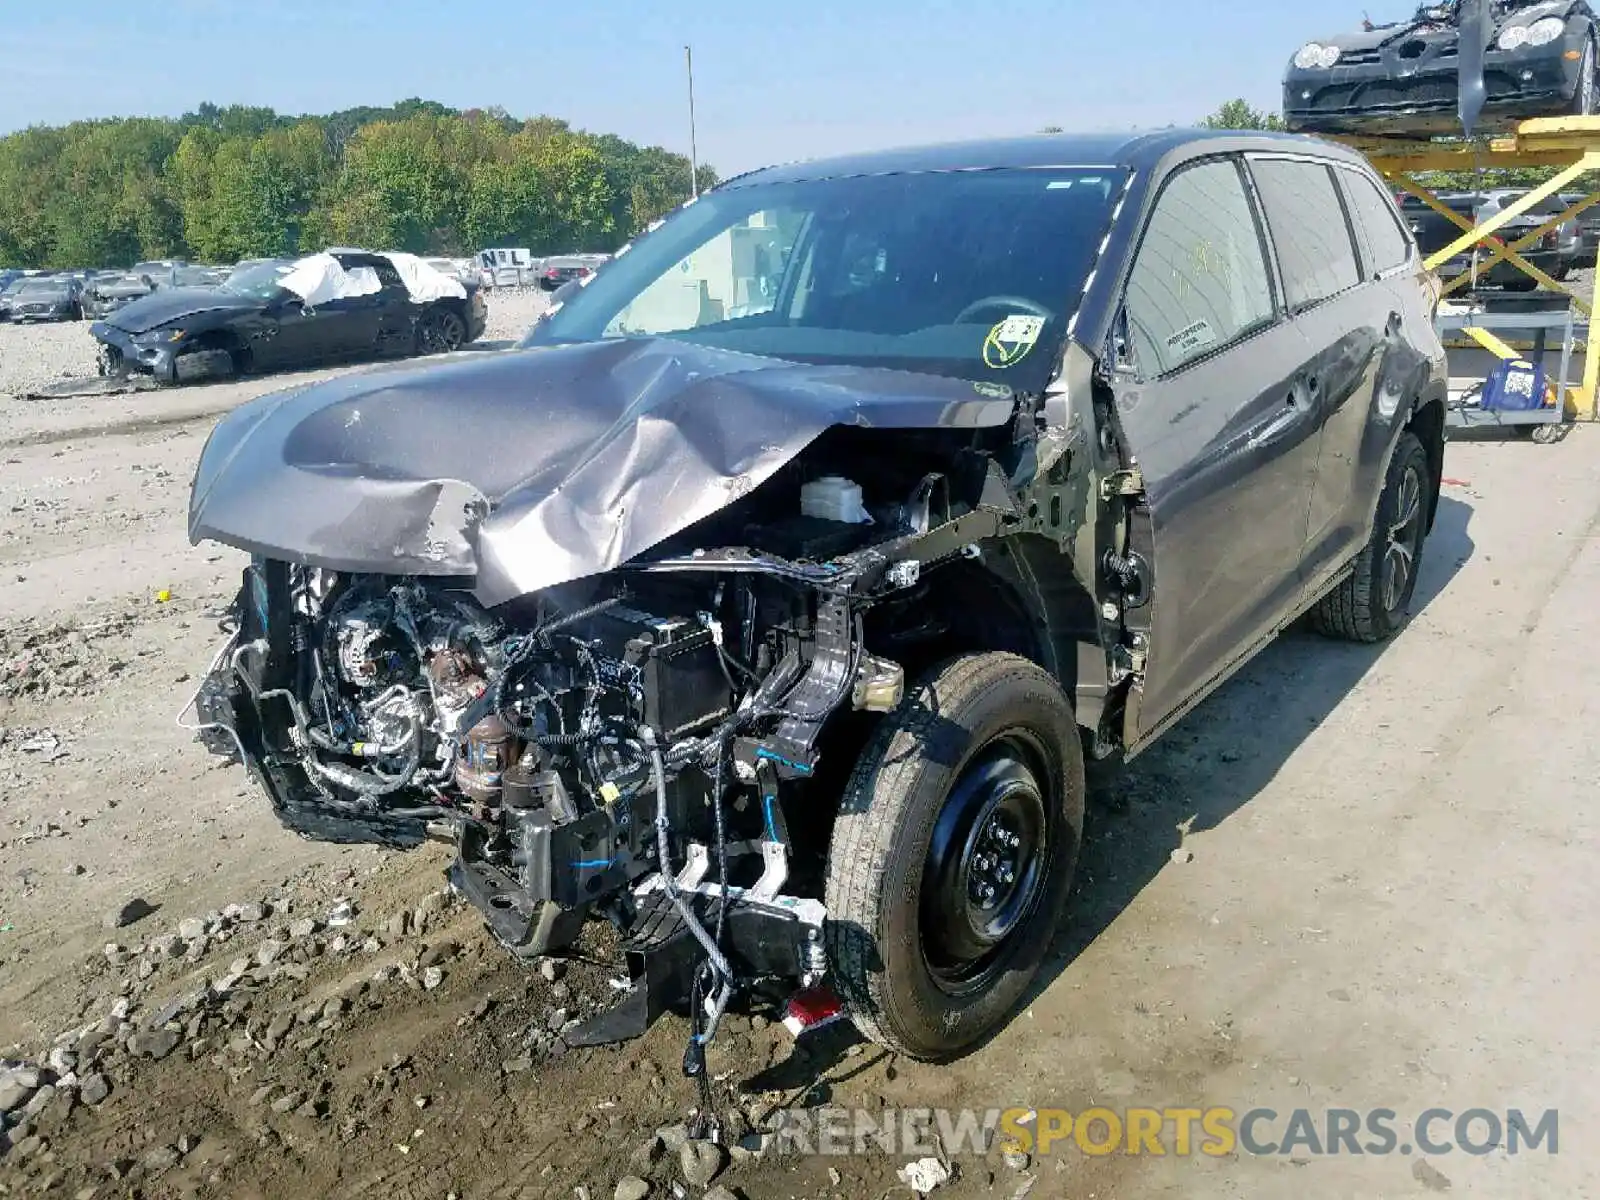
left=1428, top=154, right=1600, bottom=265
left=1332, top=117, right=1600, bottom=419
left=1583, top=261, right=1600, bottom=419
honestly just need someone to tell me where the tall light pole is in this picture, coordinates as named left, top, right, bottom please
left=685, top=45, right=699, bottom=198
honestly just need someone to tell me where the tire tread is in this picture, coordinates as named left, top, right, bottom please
left=824, top=652, right=1073, bottom=1057
left=1309, top=431, right=1429, bottom=643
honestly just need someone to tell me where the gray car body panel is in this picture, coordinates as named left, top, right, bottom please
left=187, top=128, right=1448, bottom=755
left=1096, top=145, right=1447, bottom=752
left=187, top=337, right=1014, bottom=607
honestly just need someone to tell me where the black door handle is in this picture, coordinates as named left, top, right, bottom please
left=1385, top=311, right=1403, bottom=336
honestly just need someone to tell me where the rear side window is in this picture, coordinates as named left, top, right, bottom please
left=1342, top=171, right=1412, bottom=275
left=1123, top=158, right=1275, bottom=378
left=1250, top=158, right=1361, bottom=309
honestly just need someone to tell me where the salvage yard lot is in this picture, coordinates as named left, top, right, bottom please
left=1, top=300, right=1598, bottom=1195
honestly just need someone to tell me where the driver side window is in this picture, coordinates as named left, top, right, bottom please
left=1123, top=158, right=1276, bottom=378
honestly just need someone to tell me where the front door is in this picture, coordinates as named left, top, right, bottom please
left=242, top=297, right=323, bottom=371
left=1113, top=155, right=1323, bottom=744
left=310, top=294, right=384, bottom=360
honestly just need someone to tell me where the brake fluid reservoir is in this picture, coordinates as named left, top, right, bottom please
left=800, top=475, right=873, bottom=524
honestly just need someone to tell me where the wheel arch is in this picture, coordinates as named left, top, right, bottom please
left=879, top=533, right=1103, bottom=724
left=1405, top=387, right=1447, bottom=531
left=182, top=325, right=244, bottom=353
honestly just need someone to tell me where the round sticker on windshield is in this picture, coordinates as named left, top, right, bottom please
left=982, top=314, right=1045, bottom=369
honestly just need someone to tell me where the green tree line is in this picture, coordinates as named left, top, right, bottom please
left=0, top=99, right=715, bottom=268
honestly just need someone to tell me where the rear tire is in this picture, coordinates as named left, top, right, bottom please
left=417, top=309, right=466, bottom=355
left=1309, top=431, right=1431, bottom=643
left=824, top=652, right=1084, bottom=1061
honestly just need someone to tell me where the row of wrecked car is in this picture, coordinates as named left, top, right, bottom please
left=0, top=262, right=231, bottom=324
left=0, top=251, right=488, bottom=389
left=88, top=249, right=487, bottom=384
left=1398, top=186, right=1600, bottom=286
left=474, top=247, right=611, bottom=289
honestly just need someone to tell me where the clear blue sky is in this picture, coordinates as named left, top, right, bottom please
left=3, top=0, right=1371, bottom=174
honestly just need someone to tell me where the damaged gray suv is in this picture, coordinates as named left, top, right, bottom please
left=185, top=129, right=1447, bottom=1063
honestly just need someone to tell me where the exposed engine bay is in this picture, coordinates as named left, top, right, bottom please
left=184, top=405, right=1113, bottom=1058
left=176, top=310, right=1139, bottom=1076
left=196, top=552, right=866, bottom=1030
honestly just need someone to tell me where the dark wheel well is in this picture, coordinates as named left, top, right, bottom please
left=1406, top=396, right=1445, bottom=530
left=872, top=560, right=1047, bottom=675
left=866, top=545, right=1099, bottom=695
left=425, top=298, right=468, bottom=322
left=182, top=328, right=241, bottom=354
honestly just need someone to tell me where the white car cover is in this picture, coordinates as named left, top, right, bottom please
left=277, top=251, right=467, bottom=307
left=278, top=254, right=380, bottom=308
left=386, top=252, right=468, bottom=302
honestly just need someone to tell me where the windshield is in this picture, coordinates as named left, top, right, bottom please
left=221, top=260, right=291, bottom=299
left=523, top=166, right=1127, bottom=390
left=18, top=279, right=66, bottom=295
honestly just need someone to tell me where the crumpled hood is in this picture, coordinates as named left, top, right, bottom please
left=188, top=337, right=1014, bottom=606
left=105, top=287, right=257, bottom=334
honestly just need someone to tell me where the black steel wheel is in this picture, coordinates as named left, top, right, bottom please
left=417, top=309, right=467, bottom=355
left=825, top=652, right=1084, bottom=1061
left=920, top=737, right=1052, bottom=994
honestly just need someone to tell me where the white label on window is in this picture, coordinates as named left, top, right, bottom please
left=995, top=314, right=1045, bottom=345
left=1166, top=318, right=1216, bottom=355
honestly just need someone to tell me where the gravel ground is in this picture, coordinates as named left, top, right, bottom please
left=1, top=287, right=1598, bottom=1197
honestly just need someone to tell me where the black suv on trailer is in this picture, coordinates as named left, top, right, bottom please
left=185, top=129, right=1447, bottom=1062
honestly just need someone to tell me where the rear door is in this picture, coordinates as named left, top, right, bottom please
left=1244, top=155, right=1387, bottom=595
left=369, top=258, right=419, bottom=355
left=1113, top=155, right=1323, bottom=744
left=313, top=255, right=388, bottom=359
left=1309, top=162, right=1440, bottom=595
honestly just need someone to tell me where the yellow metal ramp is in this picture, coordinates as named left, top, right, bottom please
left=1326, top=116, right=1600, bottom=418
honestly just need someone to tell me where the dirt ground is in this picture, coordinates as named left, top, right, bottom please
left=2, top=299, right=1598, bottom=1199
